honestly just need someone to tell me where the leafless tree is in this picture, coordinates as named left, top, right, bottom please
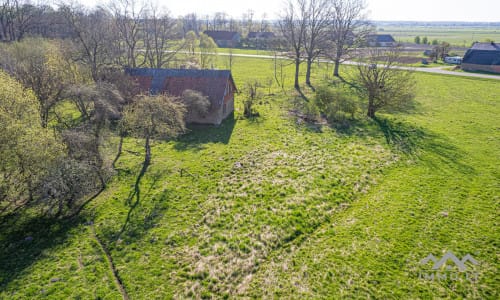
left=327, top=0, right=372, bottom=77
left=182, top=13, right=199, bottom=34
left=242, top=9, right=255, bottom=34
left=273, top=51, right=291, bottom=91
left=355, top=47, right=416, bottom=118
left=260, top=13, right=270, bottom=32
left=142, top=4, right=184, bottom=68
left=303, top=0, right=331, bottom=86
left=60, top=4, right=116, bottom=81
left=108, top=0, right=146, bottom=68
left=0, top=0, right=45, bottom=41
left=212, top=12, right=228, bottom=30
left=279, top=0, right=308, bottom=90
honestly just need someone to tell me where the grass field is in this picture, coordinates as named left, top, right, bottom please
left=0, top=56, right=498, bottom=299
left=377, top=24, right=500, bottom=46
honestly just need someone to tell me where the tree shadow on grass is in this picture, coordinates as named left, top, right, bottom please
left=173, top=114, right=236, bottom=152
left=113, top=159, right=164, bottom=242
left=0, top=212, right=86, bottom=290
left=374, top=117, right=475, bottom=174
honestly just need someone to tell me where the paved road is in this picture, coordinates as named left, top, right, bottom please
left=215, top=51, right=500, bottom=81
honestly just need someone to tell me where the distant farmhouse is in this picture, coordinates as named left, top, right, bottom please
left=247, top=32, right=276, bottom=39
left=462, top=42, right=500, bottom=74
left=246, top=31, right=277, bottom=49
left=127, top=68, right=237, bottom=125
left=367, top=34, right=397, bottom=47
left=203, top=30, right=241, bottom=48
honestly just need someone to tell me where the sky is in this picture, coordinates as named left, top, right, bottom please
left=82, top=0, right=500, bottom=22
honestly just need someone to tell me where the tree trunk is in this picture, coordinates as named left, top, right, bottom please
left=333, top=59, right=341, bottom=77
left=294, top=57, right=300, bottom=90
left=305, top=57, right=312, bottom=86
left=112, top=134, right=124, bottom=169
left=367, top=96, right=376, bottom=118
left=41, top=108, right=49, bottom=128
left=144, top=135, right=151, bottom=170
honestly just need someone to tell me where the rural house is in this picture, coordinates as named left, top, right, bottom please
left=461, top=42, right=500, bottom=74
left=367, top=34, right=397, bottom=47
left=203, top=30, right=241, bottom=47
left=127, top=68, right=237, bottom=125
left=247, top=32, right=276, bottom=39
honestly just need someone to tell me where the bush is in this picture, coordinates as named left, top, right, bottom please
left=243, top=80, right=262, bottom=118
left=314, top=84, right=358, bottom=122
left=181, top=89, right=211, bottom=118
left=303, top=99, right=321, bottom=121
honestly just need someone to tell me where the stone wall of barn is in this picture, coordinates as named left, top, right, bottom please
left=461, top=64, right=500, bottom=74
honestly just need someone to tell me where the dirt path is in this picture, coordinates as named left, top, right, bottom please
left=90, top=223, right=129, bottom=300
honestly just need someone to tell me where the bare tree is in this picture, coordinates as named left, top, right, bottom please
left=142, top=4, right=184, bottom=68
left=273, top=51, right=291, bottom=91
left=355, top=47, right=416, bottom=118
left=212, top=12, right=228, bottom=30
left=60, top=4, right=116, bottom=81
left=182, top=13, right=199, bottom=34
left=328, top=0, right=372, bottom=77
left=433, top=41, right=451, bottom=61
left=62, top=82, right=124, bottom=187
left=0, top=0, right=44, bottom=41
left=108, top=0, right=146, bottom=68
left=242, top=9, right=255, bottom=34
left=279, top=0, right=308, bottom=90
left=303, top=0, right=331, bottom=86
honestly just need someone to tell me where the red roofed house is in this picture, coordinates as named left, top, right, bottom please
left=127, top=68, right=237, bottom=125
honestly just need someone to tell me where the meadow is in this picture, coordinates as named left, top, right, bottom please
left=377, top=24, right=500, bottom=46
left=0, top=54, right=498, bottom=299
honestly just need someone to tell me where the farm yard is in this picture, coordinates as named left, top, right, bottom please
left=1, top=53, right=498, bottom=298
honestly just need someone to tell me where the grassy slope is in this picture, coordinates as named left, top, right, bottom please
left=0, top=58, right=498, bottom=299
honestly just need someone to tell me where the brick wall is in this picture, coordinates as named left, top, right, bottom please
left=462, top=64, right=500, bottom=74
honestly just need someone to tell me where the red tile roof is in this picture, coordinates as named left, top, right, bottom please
left=127, top=68, right=237, bottom=109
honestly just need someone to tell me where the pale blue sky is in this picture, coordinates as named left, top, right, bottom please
left=81, top=0, right=500, bottom=22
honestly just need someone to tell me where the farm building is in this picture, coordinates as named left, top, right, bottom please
left=462, top=42, right=500, bottom=74
left=247, top=32, right=276, bottom=39
left=127, top=68, right=237, bottom=125
left=203, top=30, right=241, bottom=47
left=367, top=34, right=397, bottom=47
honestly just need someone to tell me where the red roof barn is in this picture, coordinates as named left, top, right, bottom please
left=127, top=68, right=237, bottom=125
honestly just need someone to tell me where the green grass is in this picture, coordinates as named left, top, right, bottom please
left=0, top=57, right=498, bottom=299
left=378, top=25, right=500, bottom=46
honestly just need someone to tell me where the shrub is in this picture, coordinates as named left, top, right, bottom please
left=243, top=80, right=262, bottom=118
left=314, top=84, right=358, bottom=122
left=181, top=89, right=211, bottom=118
left=303, top=99, right=321, bottom=122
